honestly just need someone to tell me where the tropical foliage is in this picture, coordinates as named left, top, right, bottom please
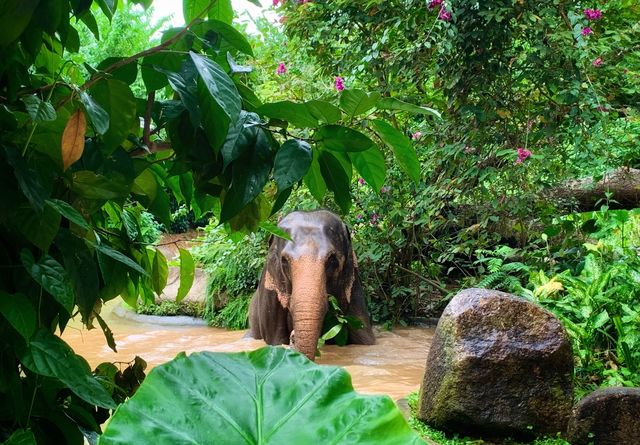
left=99, top=347, right=425, bottom=445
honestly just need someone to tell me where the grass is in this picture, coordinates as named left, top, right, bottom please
left=406, top=393, right=571, bottom=445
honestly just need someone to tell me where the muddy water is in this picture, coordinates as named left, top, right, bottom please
left=62, top=300, right=434, bottom=401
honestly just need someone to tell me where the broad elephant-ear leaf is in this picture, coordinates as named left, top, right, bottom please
left=99, top=347, right=425, bottom=445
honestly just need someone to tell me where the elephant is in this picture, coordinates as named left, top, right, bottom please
left=247, top=210, right=375, bottom=360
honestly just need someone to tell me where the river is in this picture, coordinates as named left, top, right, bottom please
left=62, top=299, right=435, bottom=401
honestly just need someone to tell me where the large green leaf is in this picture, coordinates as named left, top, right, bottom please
left=339, top=89, right=380, bottom=119
left=141, top=52, right=183, bottom=91
left=314, top=125, right=375, bottom=152
left=306, top=100, right=342, bottom=124
left=319, top=151, right=351, bottom=213
left=46, top=199, right=90, bottom=230
left=257, top=101, right=319, bottom=128
left=96, top=57, right=138, bottom=85
left=94, top=244, right=148, bottom=277
left=99, top=347, right=424, bottom=444
left=349, top=147, right=387, bottom=192
left=0, top=0, right=38, bottom=45
left=0, top=291, right=36, bottom=341
left=151, top=248, right=168, bottom=296
left=79, top=91, right=109, bottom=135
left=183, top=0, right=210, bottom=22
left=377, top=98, right=441, bottom=119
left=90, top=79, right=137, bottom=152
left=192, top=20, right=253, bottom=56
left=220, top=128, right=272, bottom=223
left=221, top=111, right=261, bottom=170
left=176, top=248, right=195, bottom=302
left=208, top=0, right=233, bottom=24
left=5, top=146, right=48, bottom=212
left=370, top=119, right=421, bottom=183
left=303, top=149, right=326, bottom=203
left=2, top=429, right=36, bottom=445
left=12, top=204, right=60, bottom=251
left=19, top=329, right=116, bottom=409
left=273, top=139, right=312, bottom=192
left=96, top=0, right=117, bottom=20
left=71, top=171, right=131, bottom=200
left=190, top=51, right=241, bottom=123
left=20, top=250, right=75, bottom=314
left=21, top=95, right=57, bottom=123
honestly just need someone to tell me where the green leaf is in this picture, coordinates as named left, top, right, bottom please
left=95, top=0, right=117, bottom=20
left=71, top=170, right=131, bottom=200
left=183, top=0, right=210, bottom=22
left=19, top=329, right=117, bottom=409
left=152, top=249, right=169, bottom=295
left=0, top=0, right=39, bottom=46
left=208, top=0, right=233, bottom=24
left=79, top=90, right=110, bottom=135
left=319, top=151, right=351, bottom=213
left=5, top=147, right=48, bottom=213
left=339, top=89, right=380, bottom=119
left=321, top=324, right=343, bottom=341
left=314, top=125, right=375, bottom=152
left=176, top=248, right=195, bottom=303
left=80, top=11, right=100, bottom=39
left=257, top=101, right=319, bottom=128
left=193, top=20, right=253, bottom=56
left=227, top=52, right=252, bottom=74
left=46, top=199, right=90, bottom=229
left=377, top=98, right=441, bottom=119
left=0, top=291, right=36, bottom=341
left=13, top=204, right=60, bottom=251
left=197, top=76, right=230, bottom=151
left=303, top=149, right=326, bottom=203
left=221, top=111, right=262, bottom=170
left=370, top=119, right=420, bottom=183
left=273, top=140, right=312, bottom=192
left=306, top=100, right=342, bottom=124
left=90, top=79, right=137, bottom=152
left=349, top=146, right=387, bottom=192
left=94, top=244, right=149, bottom=277
left=100, top=347, right=424, bottom=444
left=2, top=428, right=37, bottom=445
left=141, top=52, right=183, bottom=91
left=220, top=128, right=272, bottom=223
left=235, top=81, right=263, bottom=111
left=97, top=57, right=138, bottom=85
left=270, top=187, right=291, bottom=216
left=259, top=221, right=293, bottom=241
left=20, top=250, right=75, bottom=314
left=21, top=95, right=57, bottom=123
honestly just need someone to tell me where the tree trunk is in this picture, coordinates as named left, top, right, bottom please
left=552, top=167, right=640, bottom=211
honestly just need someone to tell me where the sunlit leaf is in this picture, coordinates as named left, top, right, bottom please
left=176, top=248, right=195, bottom=303
left=339, top=89, right=380, bottom=119
left=349, top=146, right=387, bottom=192
left=370, top=119, right=420, bottom=183
left=79, top=91, right=109, bottom=135
left=151, top=249, right=168, bottom=296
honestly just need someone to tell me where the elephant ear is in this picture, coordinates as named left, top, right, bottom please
left=264, top=237, right=291, bottom=309
left=341, top=224, right=358, bottom=304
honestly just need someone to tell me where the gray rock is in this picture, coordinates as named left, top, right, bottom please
left=567, top=387, right=640, bottom=445
left=417, top=288, right=574, bottom=439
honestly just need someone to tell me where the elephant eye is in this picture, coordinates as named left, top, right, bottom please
left=326, top=254, right=339, bottom=272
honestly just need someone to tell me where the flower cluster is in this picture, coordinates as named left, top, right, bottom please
left=438, top=8, right=452, bottom=21
left=592, top=57, right=603, bottom=67
left=428, top=0, right=442, bottom=9
left=581, top=27, right=593, bottom=36
left=358, top=178, right=365, bottom=185
left=411, top=131, right=423, bottom=140
left=276, top=62, right=287, bottom=75
left=335, top=76, right=345, bottom=91
left=516, top=147, right=532, bottom=164
left=584, top=8, right=602, bottom=20
left=427, top=0, right=451, bottom=21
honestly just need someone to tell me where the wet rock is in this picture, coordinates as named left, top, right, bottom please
left=417, top=288, right=573, bottom=439
left=567, top=387, right=640, bottom=445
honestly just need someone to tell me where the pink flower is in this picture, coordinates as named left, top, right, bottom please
left=428, top=0, right=443, bottom=9
left=358, top=178, right=365, bottom=185
left=438, top=7, right=452, bottom=21
left=592, top=57, right=603, bottom=67
left=411, top=131, right=423, bottom=140
left=516, top=147, right=532, bottom=164
left=276, top=62, right=287, bottom=75
left=370, top=213, right=379, bottom=225
left=272, top=0, right=280, bottom=6
left=380, top=186, right=391, bottom=194
left=581, top=27, right=593, bottom=36
left=584, top=8, right=602, bottom=20
left=278, top=16, right=287, bottom=24
left=356, top=214, right=364, bottom=221
left=335, top=76, right=345, bottom=91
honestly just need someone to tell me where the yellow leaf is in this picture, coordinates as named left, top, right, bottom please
left=61, top=109, right=87, bottom=171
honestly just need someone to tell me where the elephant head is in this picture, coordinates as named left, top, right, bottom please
left=248, top=210, right=375, bottom=360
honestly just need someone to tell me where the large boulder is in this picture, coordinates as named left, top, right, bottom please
left=417, top=288, right=574, bottom=439
left=567, top=387, right=640, bottom=445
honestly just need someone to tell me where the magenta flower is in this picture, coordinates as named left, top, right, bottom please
left=411, top=131, right=423, bottom=140
left=370, top=213, right=379, bottom=225
left=592, top=57, right=603, bottom=67
left=276, top=62, right=287, bottom=75
left=584, top=8, right=602, bottom=20
left=380, top=186, right=391, bottom=194
left=356, top=214, right=364, bottom=221
left=358, top=178, right=365, bottom=185
left=581, top=27, right=593, bottom=36
left=335, top=76, right=345, bottom=91
left=428, top=0, right=443, bottom=9
left=272, top=0, right=280, bottom=6
left=516, top=147, right=532, bottom=164
left=438, top=7, right=452, bottom=21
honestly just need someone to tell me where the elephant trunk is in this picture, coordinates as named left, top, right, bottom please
left=289, top=262, right=327, bottom=361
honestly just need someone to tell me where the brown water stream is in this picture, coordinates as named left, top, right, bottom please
left=62, top=300, right=435, bottom=401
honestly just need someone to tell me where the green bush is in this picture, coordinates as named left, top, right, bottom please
left=136, top=300, right=205, bottom=318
